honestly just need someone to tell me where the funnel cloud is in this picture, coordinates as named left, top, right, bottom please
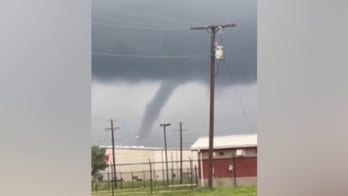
left=138, top=81, right=178, bottom=138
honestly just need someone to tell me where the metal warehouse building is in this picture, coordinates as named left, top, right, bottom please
left=100, top=146, right=198, bottom=183
left=191, top=134, right=257, bottom=187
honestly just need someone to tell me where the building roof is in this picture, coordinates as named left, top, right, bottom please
left=99, top=145, right=190, bottom=151
left=190, top=134, right=257, bottom=150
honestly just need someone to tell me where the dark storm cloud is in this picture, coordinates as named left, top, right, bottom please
left=92, top=0, right=257, bottom=86
left=92, top=0, right=257, bottom=139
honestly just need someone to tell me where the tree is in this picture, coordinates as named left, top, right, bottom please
left=91, top=146, right=107, bottom=179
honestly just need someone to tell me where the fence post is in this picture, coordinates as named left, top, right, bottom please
left=171, top=151, right=174, bottom=185
left=194, top=166, right=198, bottom=186
left=232, top=154, right=237, bottom=187
left=187, top=168, right=190, bottom=184
left=143, top=170, right=146, bottom=187
left=162, top=161, right=165, bottom=186
left=171, top=166, right=174, bottom=185
left=107, top=172, right=110, bottom=191
left=119, top=171, right=123, bottom=190
left=148, top=159, right=153, bottom=194
left=153, top=169, right=156, bottom=188
left=131, top=170, right=134, bottom=188
left=190, top=158, right=193, bottom=189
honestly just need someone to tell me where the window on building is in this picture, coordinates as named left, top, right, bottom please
left=236, top=149, right=246, bottom=156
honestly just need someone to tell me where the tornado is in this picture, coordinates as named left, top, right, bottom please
left=137, top=81, right=178, bottom=139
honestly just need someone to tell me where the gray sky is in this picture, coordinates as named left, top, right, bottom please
left=92, top=0, right=257, bottom=148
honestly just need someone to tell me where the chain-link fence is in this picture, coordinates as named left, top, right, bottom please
left=92, top=159, right=199, bottom=192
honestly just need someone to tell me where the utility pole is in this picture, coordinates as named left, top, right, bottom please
left=174, top=121, right=186, bottom=184
left=106, top=119, right=120, bottom=196
left=161, top=150, right=165, bottom=186
left=190, top=23, right=236, bottom=189
left=160, top=123, right=171, bottom=186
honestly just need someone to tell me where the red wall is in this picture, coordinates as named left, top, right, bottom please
left=199, top=157, right=257, bottom=179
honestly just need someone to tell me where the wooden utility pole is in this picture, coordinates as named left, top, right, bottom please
left=106, top=119, right=120, bottom=196
left=190, top=23, right=236, bottom=189
left=160, top=123, right=171, bottom=186
left=174, top=121, right=186, bottom=184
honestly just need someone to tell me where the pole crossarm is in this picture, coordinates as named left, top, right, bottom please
left=190, top=23, right=236, bottom=33
left=160, top=123, right=171, bottom=127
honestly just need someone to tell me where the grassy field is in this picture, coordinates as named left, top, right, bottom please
left=92, top=186, right=256, bottom=196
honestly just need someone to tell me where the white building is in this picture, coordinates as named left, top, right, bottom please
left=100, top=146, right=198, bottom=182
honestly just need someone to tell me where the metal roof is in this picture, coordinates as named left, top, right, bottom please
left=99, top=145, right=190, bottom=151
left=190, top=134, right=257, bottom=150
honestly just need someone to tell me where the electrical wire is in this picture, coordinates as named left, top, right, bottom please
left=214, top=29, right=254, bottom=131
left=224, top=61, right=254, bottom=131
left=93, top=22, right=190, bottom=31
left=92, top=52, right=208, bottom=59
left=93, top=16, right=189, bottom=28
left=92, top=127, right=253, bottom=145
left=97, top=10, right=201, bottom=26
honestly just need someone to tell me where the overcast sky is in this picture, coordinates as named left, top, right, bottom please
left=92, top=0, right=257, bottom=148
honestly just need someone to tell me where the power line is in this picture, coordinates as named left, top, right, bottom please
left=212, top=24, right=254, bottom=132
left=93, top=16, right=189, bottom=28
left=92, top=129, right=253, bottom=144
left=93, top=22, right=189, bottom=31
left=92, top=52, right=208, bottom=59
left=92, top=128, right=252, bottom=142
left=223, top=60, right=254, bottom=131
left=209, top=28, right=255, bottom=131
left=96, top=10, right=201, bottom=26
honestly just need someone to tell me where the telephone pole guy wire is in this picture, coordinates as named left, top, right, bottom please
left=190, top=23, right=236, bottom=189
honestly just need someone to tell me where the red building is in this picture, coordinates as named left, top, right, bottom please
left=191, top=134, right=257, bottom=187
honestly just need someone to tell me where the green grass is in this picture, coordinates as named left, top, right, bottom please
left=92, top=186, right=256, bottom=196
left=92, top=179, right=196, bottom=191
